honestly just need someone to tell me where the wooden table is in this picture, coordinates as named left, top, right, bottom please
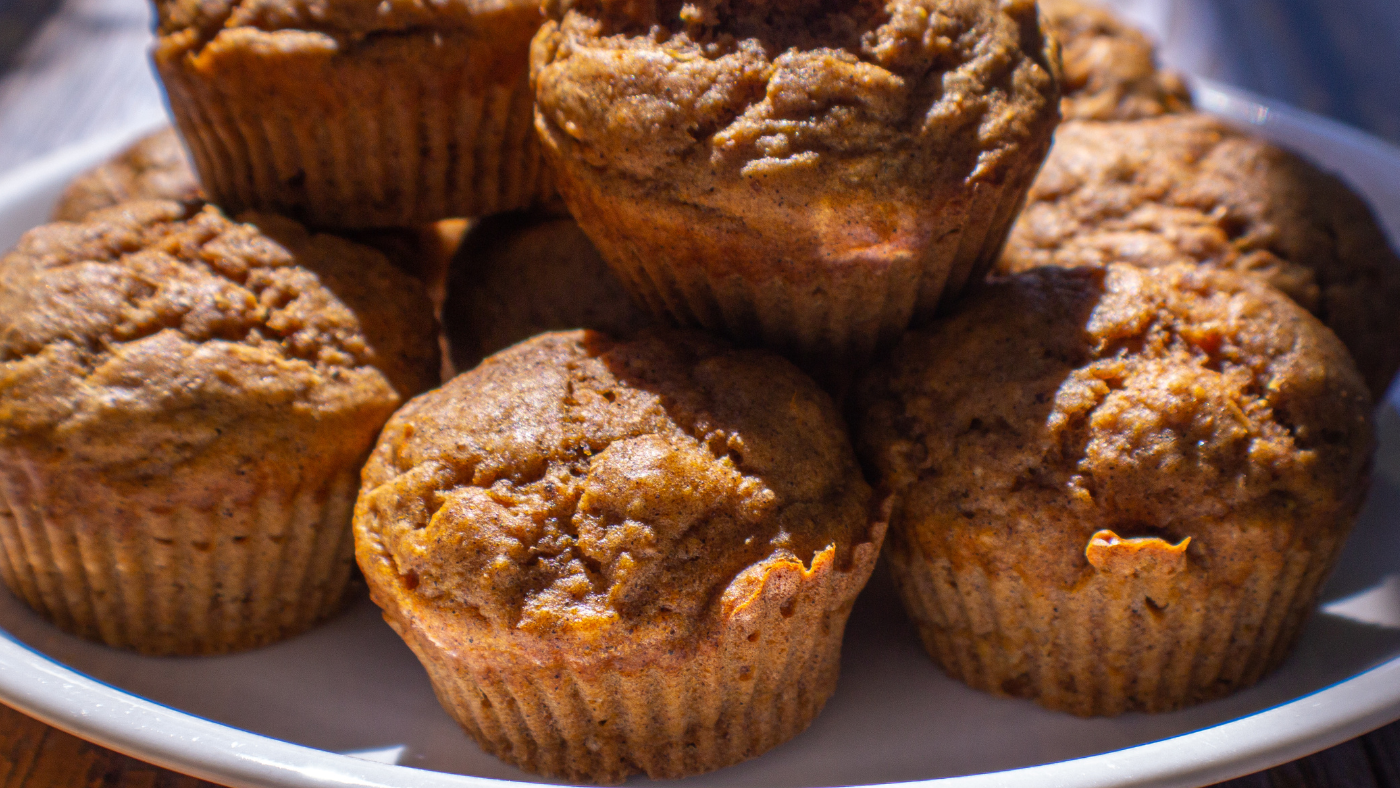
left=0, top=0, right=1397, bottom=786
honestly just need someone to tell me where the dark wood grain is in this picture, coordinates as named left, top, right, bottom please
left=1364, top=723, right=1400, bottom=788
left=0, top=704, right=220, bottom=788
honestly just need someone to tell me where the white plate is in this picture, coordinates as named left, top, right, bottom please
left=1, top=82, right=1400, bottom=788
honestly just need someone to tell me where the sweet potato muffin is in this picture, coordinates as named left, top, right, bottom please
left=0, top=200, right=439, bottom=655
left=443, top=211, right=652, bottom=371
left=153, top=0, right=552, bottom=228
left=355, top=329, right=884, bottom=782
left=1039, top=0, right=1190, bottom=121
left=51, top=126, right=203, bottom=221
left=49, top=121, right=469, bottom=319
left=531, top=0, right=1061, bottom=373
left=998, top=113, right=1400, bottom=399
left=855, top=263, right=1373, bottom=716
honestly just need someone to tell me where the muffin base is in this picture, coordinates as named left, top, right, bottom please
left=0, top=447, right=359, bottom=656
left=547, top=149, right=1040, bottom=380
left=157, top=28, right=551, bottom=228
left=887, top=519, right=1349, bottom=716
left=375, top=523, right=885, bottom=783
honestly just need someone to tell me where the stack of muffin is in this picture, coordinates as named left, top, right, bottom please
left=0, top=0, right=1393, bottom=782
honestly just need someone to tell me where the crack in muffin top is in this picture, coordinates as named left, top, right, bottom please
left=357, top=330, right=873, bottom=652
left=855, top=263, right=1373, bottom=587
left=532, top=0, right=1060, bottom=186
left=0, top=200, right=437, bottom=465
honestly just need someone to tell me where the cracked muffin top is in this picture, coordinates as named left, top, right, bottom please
left=531, top=0, right=1060, bottom=196
left=0, top=199, right=439, bottom=476
left=855, top=263, right=1373, bottom=588
left=355, top=329, right=875, bottom=661
left=998, top=113, right=1400, bottom=399
left=1039, top=0, right=1189, bottom=121
left=51, top=127, right=203, bottom=222
left=444, top=211, right=652, bottom=371
left=155, top=0, right=544, bottom=50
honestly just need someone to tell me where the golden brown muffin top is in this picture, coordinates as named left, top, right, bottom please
left=443, top=211, right=653, bottom=371
left=999, top=113, right=1400, bottom=399
left=0, top=200, right=438, bottom=476
left=357, top=329, right=874, bottom=661
left=1039, top=0, right=1189, bottom=121
left=856, top=263, right=1373, bottom=589
left=156, top=0, right=543, bottom=54
left=51, top=127, right=203, bottom=222
left=532, top=0, right=1060, bottom=195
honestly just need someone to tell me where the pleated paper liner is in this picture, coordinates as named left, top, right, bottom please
left=0, top=450, right=360, bottom=656
left=549, top=159, right=1043, bottom=384
left=887, top=520, right=1349, bottom=717
left=376, top=522, right=886, bottom=784
left=156, top=28, right=551, bottom=229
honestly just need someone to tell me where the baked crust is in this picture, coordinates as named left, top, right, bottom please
left=0, top=199, right=439, bottom=653
left=531, top=0, right=1061, bottom=369
left=356, top=329, right=883, bottom=780
left=855, top=263, right=1374, bottom=715
left=443, top=211, right=651, bottom=371
left=535, top=0, right=1059, bottom=197
left=999, top=113, right=1400, bottom=399
left=155, top=0, right=540, bottom=43
left=1, top=200, right=437, bottom=447
left=1040, top=0, right=1190, bottom=120
left=51, top=127, right=203, bottom=222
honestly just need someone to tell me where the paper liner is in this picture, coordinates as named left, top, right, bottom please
left=374, top=521, right=886, bottom=784
left=0, top=448, right=360, bottom=656
left=547, top=139, right=1045, bottom=382
left=156, top=30, right=550, bottom=228
left=886, top=519, right=1348, bottom=716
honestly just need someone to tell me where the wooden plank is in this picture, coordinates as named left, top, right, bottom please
left=1211, top=724, right=1400, bottom=788
left=1364, top=722, right=1400, bottom=788
left=0, top=704, right=221, bottom=788
left=1213, top=770, right=1273, bottom=788
left=1288, top=739, right=1382, bottom=788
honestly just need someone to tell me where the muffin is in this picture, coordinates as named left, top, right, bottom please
left=531, top=0, right=1061, bottom=373
left=855, top=263, right=1373, bottom=716
left=998, top=112, right=1400, bottom=399
left=48, top=122, right=468, bottom=318
left=0, top=200, right=439, bottom=655
left=153, top=0, right=552, bottom=228
left=355, top=330, right=885, bottom=782
left=51, top=126, right=202, bottom=221
left=353, top=219, right=472, bottom=318
left=443, top=211, right=652, bottom=371
left=1040, top=0, right=1190, bottom=121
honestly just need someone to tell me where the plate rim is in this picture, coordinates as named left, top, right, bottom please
left=0, top=88, right=1399, bottom=788
left=4, top=588, right=1400, bottom=788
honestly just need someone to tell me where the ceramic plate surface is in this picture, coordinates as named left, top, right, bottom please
left=0, top=82, right=1399, bottom=788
